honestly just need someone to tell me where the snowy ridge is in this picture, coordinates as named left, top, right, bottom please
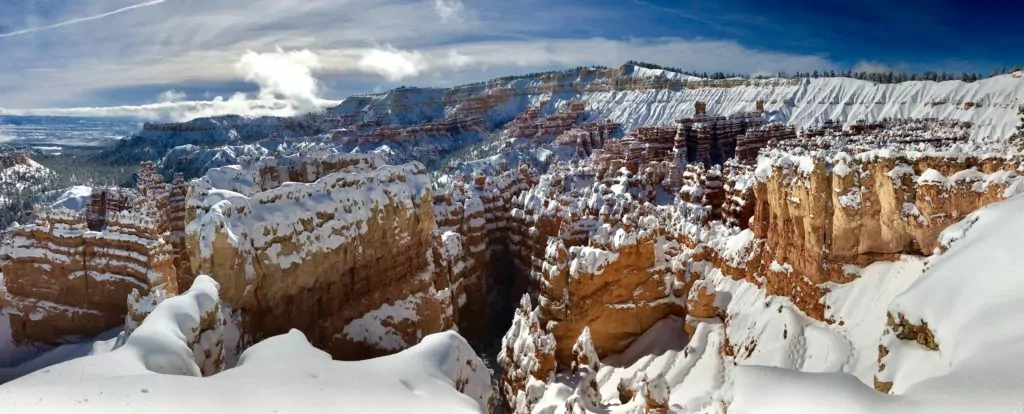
left=187, top=152, right=431, bottom=271
left=0, top=275, right=493, bottom=413
left=0, top=158, right=54, bottom=217
left=122, top=67, right=1024, bottom=175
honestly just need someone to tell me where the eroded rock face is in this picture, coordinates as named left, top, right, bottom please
left=0, top=150, right=30, bottom=170
left=498, top=294, right=556, bottom=412
left=501, top=168, right=690, bottom=366
left=475, top=118, right=1024, bottom=411
left=185, top=152, right=465, bottom=360
left=0, top=166, right=182, bottom=347
left=751, top=148, right=1024, bottom=317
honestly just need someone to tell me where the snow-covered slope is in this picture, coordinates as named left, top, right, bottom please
left=157, top=143, right=271, bottom=179
left=0, top=159, right=52, bottom=205
left=729, top=193, right=1024, bottom=413
left=519, top=186, right=1024, bottom=413
left=0, top=274, right=493, bottom=413
left=0, top=158, right=55, bottom=229
left=533, top=193, right=1024, bottom=414
left=335, top=71, right=1024, bottom=141
left=524, top=254, right=929, bottom=413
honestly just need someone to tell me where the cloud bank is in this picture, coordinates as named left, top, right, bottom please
left=0, top=0, right=860, bottom=122
left=1, top=49, right=340, bottom=122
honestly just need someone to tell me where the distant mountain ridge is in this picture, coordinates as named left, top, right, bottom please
left=102, top=63, right=1024, bottom=170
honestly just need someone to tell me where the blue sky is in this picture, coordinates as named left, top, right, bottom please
left=0, top=0, right=1019, bottom=120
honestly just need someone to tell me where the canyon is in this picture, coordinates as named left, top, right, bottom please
left=2, top=67, right=1024, bottom=413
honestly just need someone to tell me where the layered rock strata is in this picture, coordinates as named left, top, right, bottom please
left=0, top=164, right=184, bottom=346
left=480, top=126, right=1024, bottom=410
left=186, top=151, right=471, bottom=360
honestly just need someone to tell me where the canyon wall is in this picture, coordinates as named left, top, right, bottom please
left=185, top=151, right=471, bottom=360
left=478, top=118, right=1024, bottom=409
left=751, top=148, right=1024, bottom=318
left=0, top=171, right=184, bottom=346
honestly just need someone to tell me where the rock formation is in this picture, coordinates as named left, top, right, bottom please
left=471, top=116, right=1024, bottom=411
left=0, top=163, right=186, bottom=347
left=0, top=150, right=30, bottom=170
left=185, top=151, right=472, bottom=360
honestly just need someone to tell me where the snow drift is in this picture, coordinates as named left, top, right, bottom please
left=0, top=274, right=493, bottom=413
left=730, top=193, right=1024, bottom=413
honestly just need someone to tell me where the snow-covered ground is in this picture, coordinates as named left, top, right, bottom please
left=730, top=194, right=1024, bottom=413
left=0, top=275, right=493, bottom=413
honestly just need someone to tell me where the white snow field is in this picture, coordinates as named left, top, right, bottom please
left=0, top=275, right=493, bottom=413
left=728, top=192, right=1024, bottom=413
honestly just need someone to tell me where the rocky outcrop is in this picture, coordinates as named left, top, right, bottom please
left=185, top=151, right=468, bottom=360
left=502, top=168, right=690, bottom=366
left=0, top=150, right=30, bottom=170
left=0, top=165, right=183, bottom=347
left=498, top=294, right=557, bottom=413
left=750, top=148, right=1023, bottom=317
left=478, top=115, right=1024, bottom=411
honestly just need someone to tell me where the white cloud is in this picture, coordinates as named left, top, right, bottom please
left=236, top=48, right=323, bottom=112
left=357, top=44, right=430, bottom=82
left=432, top=0, right=464, bottom=22
left=0, top=0, right=846, bottom=119
left=156, top=89, right=187, bottom=103
left=0, top=97, right=331, bottom=122
left=0, top=49, right=341, bottom=122
left=447, top=50, right=472, bottom=69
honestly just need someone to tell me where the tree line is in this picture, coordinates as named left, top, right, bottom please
left=626, top=60, right=1024, bottom=84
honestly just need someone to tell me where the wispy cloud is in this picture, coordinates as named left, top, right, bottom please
left=0, top=0, right=846, bottom=119
left=356, top=44, right=429, bottom=82
left=0, top=0, right=167, bottom=39
left=432, top=0, right=465, bottom=22
left=156, top=89, right=187, bottom=103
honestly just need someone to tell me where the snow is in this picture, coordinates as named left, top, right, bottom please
left=342, top=292, right=422, bottom=352
left=187, top=152, right=431, bottom=272
left=708, top=228, right=756, bottom=267
left=0, top=329, right=122, bottom=384
left=837, top=186, right=862, bottom=209
left=568, top=246, right=619, bottom=278
left=916, top=168, right=947, bottom=185
left=0, top=275, right=492, bottom=413
left=822, top=256, right=926, bottom=383
left=47, top=185, right=93, bottom=212
left=723, top=194, right=1024, bottom=413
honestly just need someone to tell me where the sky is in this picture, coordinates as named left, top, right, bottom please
left=0, top=0, right=1019, bottom=121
